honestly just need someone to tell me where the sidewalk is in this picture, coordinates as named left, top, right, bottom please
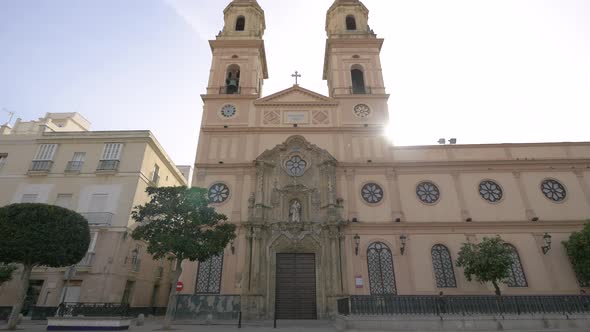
left=2, top=319, right=338, bottom=331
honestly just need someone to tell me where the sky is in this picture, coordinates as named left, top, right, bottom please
left=1, top=0, right=589, bottom=166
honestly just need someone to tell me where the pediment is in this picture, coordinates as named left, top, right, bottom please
left=257, top=135, right=337, bottom=164
left=254, top=85, right=338, bottom=106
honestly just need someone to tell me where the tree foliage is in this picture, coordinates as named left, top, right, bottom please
left=456, top=236, right=514, bottom=296
left=563, top=221, right=590, bottom=286
left=131, top=186, right=236, bottom=329
left=0, top=203, right=90, bottom=329
left=0, top=263, right=17, bottom=285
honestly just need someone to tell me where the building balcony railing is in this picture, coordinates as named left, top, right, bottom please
left=29, top=160, right=53, bottom=172
left=78, top=252, right=95, bottom=267
left=219, top=86, right=241, bottom=95
left=350, top=86, right=373, bottom=95
left=65, top=161, right=84, bottom=172
left=96, top=160, right=120, bottom=172
left=80, top=212, right=114, bottom=226
left=337, top=295, right=590, bottom=317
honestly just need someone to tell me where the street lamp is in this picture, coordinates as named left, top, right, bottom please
left=354, top=234, right=360, bottom=255
left=541, top=233, right=552, bottom=254
left=400, top=234, right=407, bottom=255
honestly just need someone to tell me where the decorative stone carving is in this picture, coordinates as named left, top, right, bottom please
left=289, top=199, right=302, bottom=223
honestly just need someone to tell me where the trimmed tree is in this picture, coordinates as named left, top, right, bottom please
left=0, top=263, right=17, bottom=285
left=0, top=203, right=90, bottom=330
left=456, top=236, right=514, bottom=296
left=131, top=186, right=236, bottom=329
left=563, top=221, right=590, bottom=286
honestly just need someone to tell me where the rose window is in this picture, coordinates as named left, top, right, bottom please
left=416, top=181, right=440, bottom=204
left=353, top=104, right=371, bottom=118
left=361, top=183, right=384, bottom=204
left=479, top=180, right=503, bottom=203
left=541, top=179, right=566, bottom=202
left=285, top=156, right=307, bottom=177
left=208, top=183, right=230, bottom=203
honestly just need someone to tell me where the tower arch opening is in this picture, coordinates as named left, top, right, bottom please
left=351, top=64, right=366, bottom=94
left=225, top=64, right=241, bottom=94
left=235, top=16, right=246, bottom=31
left=346, top=15, right=357, bottom=31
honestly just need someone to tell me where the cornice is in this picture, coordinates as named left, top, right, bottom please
left=347, top=220, right=587, bottom=233
left=200, top=126, right=386, bottom=134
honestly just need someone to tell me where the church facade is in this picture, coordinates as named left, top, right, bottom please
left=178, top=0, right=590, bottom=320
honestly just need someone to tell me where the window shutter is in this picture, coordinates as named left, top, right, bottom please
left=88, top=193, right=109, bottom=212
left=34, top=144, right=58, bottom=161
left=72, top=152, right=86, bottom=162
left=101, top=143, right=122, bottom=160
left=55, top=194, right=73, bottom=209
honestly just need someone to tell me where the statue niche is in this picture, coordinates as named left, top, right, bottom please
left=289, top=199, right=302, bottom=223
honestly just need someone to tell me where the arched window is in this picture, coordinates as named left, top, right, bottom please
left=235, top=16, right=245, bottom=31
left=367, top=242, right=397, bottom=295
left=351, top=66, right=366, bottom=94
left=225, top=64, right=241, bottom=94
left=431, top=244, right=457, bottom=288
left=346, top=15, right=357, bottom=31
left=195, top=253, right=223, bottom=294
left=505, top=244, right=528, bottom=287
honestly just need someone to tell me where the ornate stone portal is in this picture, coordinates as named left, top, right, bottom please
left=242, top=136, right=348, bottom=319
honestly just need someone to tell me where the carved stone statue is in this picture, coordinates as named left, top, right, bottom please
left=289, top=200, right=302, bottom=223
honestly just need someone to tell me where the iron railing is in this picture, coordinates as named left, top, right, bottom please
left=97, top=160, right=120, bottom=171
left=80, top=212, right=114, bottom=226
left=65, top=161, right=84, bottom=172
left=57, top=303, right=130, bottom=317
left=351, top=86, right=372, bottom=95
left=29, top=160, right=53, bottom=172
left=337, top=295, right=590, bottom=316
left=219, top=86, right=241, bottom=95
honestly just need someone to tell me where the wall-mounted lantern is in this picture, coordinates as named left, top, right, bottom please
left=354, top=234, right=360, bottom=256
left=230, top=239, right=235, bottom=255
left=541, top=233, right=552, bottom=254
left=400, top=234, right=407, bottom=255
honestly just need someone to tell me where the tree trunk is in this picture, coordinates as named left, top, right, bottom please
left=162, top=259, right=183, bottom=330
left=492, top=280, right=502, bottom=296
left=7, top=264, right=33, bottom=330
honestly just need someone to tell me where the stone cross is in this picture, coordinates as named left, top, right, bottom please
left=291, top=71, right=301, bottom=85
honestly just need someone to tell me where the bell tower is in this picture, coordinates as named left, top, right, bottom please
left=204, top=0, right=268, bottom=99
left=323, top=0, right=389, bottom=123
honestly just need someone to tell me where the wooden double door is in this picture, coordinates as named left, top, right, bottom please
left=275, top=253, right=317, bottom=319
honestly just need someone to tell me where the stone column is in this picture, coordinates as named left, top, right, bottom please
left=345, top=169, right=357, bottom=220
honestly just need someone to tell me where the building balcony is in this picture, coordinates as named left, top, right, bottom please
left=80, top=212, right=114, bottom=226
left=65, top=161, right=84, bottom=173
left=96, top=160, right=119, bottom=173
left=351, top=86, right=372, bottom=95
left=219, top=86, right=241, bottom=95
left=28, top=160, right=53, bottom=174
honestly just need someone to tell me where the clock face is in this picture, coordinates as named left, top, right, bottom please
left=221, top=104, right=237, bottom=118
left=353, top=104, right=371, bottom=118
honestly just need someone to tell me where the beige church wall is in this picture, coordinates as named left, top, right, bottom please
left=354, top=173, right=392, bottom=223
left=397, top=174, right=462, bottom=222
left=404, top=234, right=486, bottom=295
left=450, top=147, right=508, bottom=161
left=510, top=146, right=569, bottom=159
left=460, top=173, right=527, bottom=222
left=522, top=172, right=590, bottom=221
left=349, top=135, right=390, bottom=162
left=568, top=145, right=590, bottom=158
left=178, top=261, right=198, bottom=295
left=338, top=99, right=389, bottom=126
left=393, top=147, right=450, bottom=162
left=206, top=49, right=262, bottom=95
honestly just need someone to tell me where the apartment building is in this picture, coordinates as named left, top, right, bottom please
left=0, top=113, right=187, bottom=313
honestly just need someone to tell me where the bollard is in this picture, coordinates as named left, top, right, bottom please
left=273, top=313, right=277, bottom=329
left=136, top=313, right=145, bottom=326
left=238, top=311, right=242, bottom=328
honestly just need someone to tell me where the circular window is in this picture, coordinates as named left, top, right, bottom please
left=220, top=104, right=237, bottom=118
left=208, top=183, right=230, bottom=204
left=479, top=180, right=503, bottom=203
left=285, top=155, right=307, bottom=177
left=541, top=179, right=566, bottom=202
left=361, top=183, right=384, bottom=204
left=353, top=104, right=371, bottom=118
left=416, top=181, right=440, bottom=204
